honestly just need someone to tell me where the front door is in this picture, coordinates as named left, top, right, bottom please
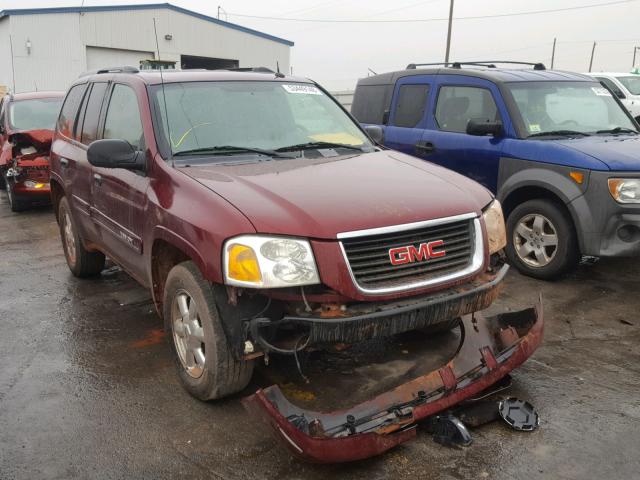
left=418, top=76, right=511, bottom=193
left=91, top=83, right=149, bottom=282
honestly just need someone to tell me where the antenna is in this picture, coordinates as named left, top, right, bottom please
left=153, top=18, right=174, bottom=167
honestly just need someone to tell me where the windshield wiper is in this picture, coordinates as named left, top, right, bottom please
left=528, top=130, right=591, bottom=138
left=174, top=145, right=292, bottom=158
left=275, top=141, right=366, bottom=152
left=595, top=127, right=638, bottom=135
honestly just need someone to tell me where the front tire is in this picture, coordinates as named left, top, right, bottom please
left=5, top=176, right=27, bottom=212
left=505, top=199, right=579, bottom=280
left=163, top=261, right=254, bottom=400
left=58, top=196, right=105, bottom=277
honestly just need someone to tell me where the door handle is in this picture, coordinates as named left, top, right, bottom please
left=415, top=141, right=435, bottom=155
left=60, top=157, right=69, bottom=167
left=93, top=173, right=102, bottom=186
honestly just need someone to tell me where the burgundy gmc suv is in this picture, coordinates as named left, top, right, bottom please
left=50, top=67, right=542, bottom=461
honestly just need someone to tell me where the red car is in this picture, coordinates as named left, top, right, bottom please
left=0, top=91, right=64, bottom=211
left=49, top=68, right=542, bottom=462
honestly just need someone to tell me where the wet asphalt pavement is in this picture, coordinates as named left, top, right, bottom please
left=1, top=198, right=639, bottom=480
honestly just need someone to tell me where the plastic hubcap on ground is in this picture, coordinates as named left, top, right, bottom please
left=172, top=290, right=205, bottom=378
left=513, top=213, right=558, bottom=267
left=63, top=212, right=76, bottom=265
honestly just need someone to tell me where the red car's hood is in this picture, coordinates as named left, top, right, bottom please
left=180, top=151, right=493, bottom=239
left=11, top=129, right=54, bottom=150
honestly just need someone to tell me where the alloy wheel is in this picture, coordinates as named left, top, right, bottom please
left=171, top=290, right=206, bottom=378
left=513, top=213, right=559, bottom=268
left=62, top=211, right=77, bottom=266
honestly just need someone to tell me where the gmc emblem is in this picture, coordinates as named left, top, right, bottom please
left=388, top=240, right=446, bottom=266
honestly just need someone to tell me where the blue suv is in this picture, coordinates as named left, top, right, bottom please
left=352, top=62, right=640, bottom=279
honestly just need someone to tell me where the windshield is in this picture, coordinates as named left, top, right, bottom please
left=152, top=81, right=373, bottom=156
left=616, top=76, right=640, bottom=95
left=507, top=81, right=637, bottom=137
left=9, top=98, right=63, bottom=131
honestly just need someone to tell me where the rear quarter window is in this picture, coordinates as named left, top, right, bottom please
left=351, top=84, right=392, bottom=124
left=57, top=84, right=88, bottom=140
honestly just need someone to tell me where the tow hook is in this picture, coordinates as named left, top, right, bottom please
left=242, top=297, right=544, bottom=463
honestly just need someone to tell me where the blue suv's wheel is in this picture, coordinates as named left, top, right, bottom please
left=505, top=199, right=579, bottom=279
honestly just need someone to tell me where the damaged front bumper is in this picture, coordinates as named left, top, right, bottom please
left=242, top=297, right=543, bottom=463
left=248, top=264, right=509, bottom=352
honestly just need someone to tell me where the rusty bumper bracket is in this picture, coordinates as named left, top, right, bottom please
left=242, top=297, right=543, bottom=463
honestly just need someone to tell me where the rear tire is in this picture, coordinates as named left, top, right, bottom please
left=163, top=261, right=254, bottom=401
left=58, top=196, right=105, bottom=277
left=505, top=199, right=579, bottom=280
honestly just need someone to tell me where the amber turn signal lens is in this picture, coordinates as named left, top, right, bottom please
left=569, top=172, right=584, bottom=184
left=226, top=244, right=262, bottom=284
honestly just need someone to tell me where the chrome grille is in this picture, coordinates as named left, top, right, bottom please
left=340, top=216, right=479, bottom=292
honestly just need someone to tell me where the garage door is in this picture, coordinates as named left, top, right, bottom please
left=86, top=46, right=154, bottom=71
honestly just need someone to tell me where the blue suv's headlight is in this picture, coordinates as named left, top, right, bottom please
left=608, top=178, right=640, bottom=203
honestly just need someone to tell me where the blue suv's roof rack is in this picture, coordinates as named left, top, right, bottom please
left=406, top=61, right=546, bottom=71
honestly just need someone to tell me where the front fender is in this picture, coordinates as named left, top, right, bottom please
left=497, top=157, right=596, bottom=240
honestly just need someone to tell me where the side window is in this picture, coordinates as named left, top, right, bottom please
left=351, top=84, right=392, bottom=124
left=80, top=82, right=108, bottom=145
left=57, top=84, right=87, bottom=140
left=393, top=84, right=429, bottom=128
left=596, top=77, right=625, bottom=99
left=435, top=86, right=499, bottom=133
left=103, top=84, right=144, bottom=149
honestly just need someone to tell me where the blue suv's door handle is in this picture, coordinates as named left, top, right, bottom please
left=415, top=141, right=435, bottom=155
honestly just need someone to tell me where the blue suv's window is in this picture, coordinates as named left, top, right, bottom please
left=435, top=86, right=499, bottom=133
left=393, top=84, right=429, bottom=128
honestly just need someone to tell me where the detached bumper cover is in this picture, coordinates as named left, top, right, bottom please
left=242, top=298, right=543, bottom=463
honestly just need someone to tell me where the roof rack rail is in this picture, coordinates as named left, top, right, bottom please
left=223, top=67, right=275, bottom=73
left=79, top=66, right=140, bottom=77
left=406, top=61, right=546, bottom=71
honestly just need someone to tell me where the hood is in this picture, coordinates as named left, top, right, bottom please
left=179, top=150, right=492, bottom=239
left=11, top=129, right=54, bottom=151
left=554, top=135, right=640, bottom=171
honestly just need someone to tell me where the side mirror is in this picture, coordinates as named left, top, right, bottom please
left=635, top=115, right=640, bottom=124
left=615, top=90, right=626, bottom=100
left=467, top=119, right=503, bottom=137
left=364, top=125, right=384, bottom=144
left=87, top=139, right=145, bottom=171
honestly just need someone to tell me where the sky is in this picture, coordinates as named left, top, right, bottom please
left=1, top=0, right=639, bottom=90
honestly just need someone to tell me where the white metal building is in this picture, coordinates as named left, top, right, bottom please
left=0, top=3, right=293, bottom=93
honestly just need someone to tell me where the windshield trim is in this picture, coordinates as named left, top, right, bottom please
left=147, top=80, right=374, bottom=162
left=503, top=80, right=639, bottom=139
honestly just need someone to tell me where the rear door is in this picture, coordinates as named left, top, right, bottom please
left=51, top=83, right=96, bottom=235
left=418, top=76, right=511, bottom=192
left=383, top=75, right=434, bottom=157
left=72, top=81, right=109, bottom=241
left=91, top=82, right=149, bottom=281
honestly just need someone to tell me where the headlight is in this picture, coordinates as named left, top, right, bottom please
left=483, top=200, right=507, bottom=255
left=608, top=178, right=640, bottom=203
left=223, top=235, right=320, bottom=288
left=23, top=180, right=47, bottom=189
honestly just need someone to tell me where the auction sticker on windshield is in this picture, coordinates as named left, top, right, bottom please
left=282, top=84, right=323, bottom=95
left=592, top=86, right=612, bottom=96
